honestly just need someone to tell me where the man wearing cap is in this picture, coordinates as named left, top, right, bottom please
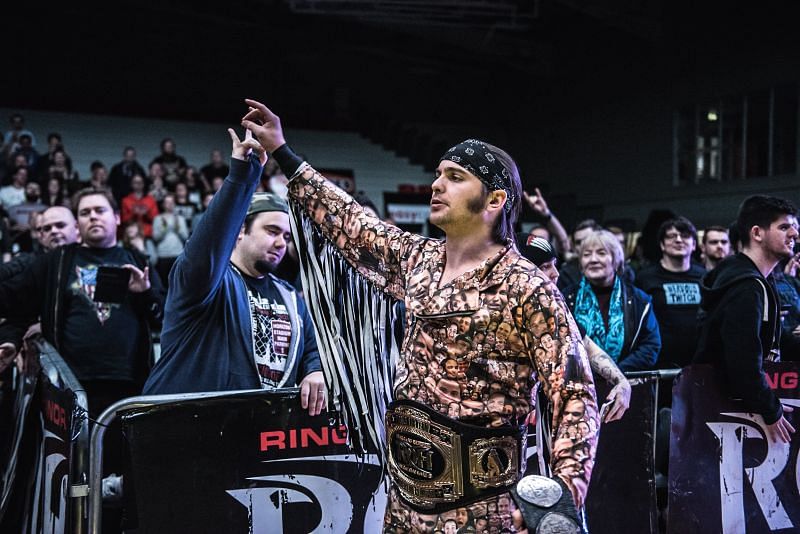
left=143, top=129, right=325, bottom=416
left=243, top=100, right=598, bottom=533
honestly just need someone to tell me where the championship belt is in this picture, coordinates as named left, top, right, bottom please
left=385, top=399, right=525, bottom=513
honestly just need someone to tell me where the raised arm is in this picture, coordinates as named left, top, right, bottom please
left=170, top=129, right=265, bottom=305
left=242, top=98, right=421, bottom=299
left=523, top=188, right=571, bottom=256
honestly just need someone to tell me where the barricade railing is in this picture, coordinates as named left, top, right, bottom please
left=38, top=341, right=90, bottom=534
left=87, top=388, right=273, bottom=534
left=88, top=388, right=385, bottom=533
left=0, top=337, right=89, bottom=534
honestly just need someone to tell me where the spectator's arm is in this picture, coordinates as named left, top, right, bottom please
left=171, top=130, right=264, bottom=306
left=523, top=188, right=571, bottom=255
left=151, top=215, right=166, bottom=242
left=0, top=253, right=48, bottom=349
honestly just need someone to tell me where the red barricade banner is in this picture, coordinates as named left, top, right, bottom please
left=668, top=363, right=800, bottom=533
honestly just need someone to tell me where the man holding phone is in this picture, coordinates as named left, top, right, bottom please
left=0, top=187, right=164, bottom=532
left=0, top=187, right=164, bottom=414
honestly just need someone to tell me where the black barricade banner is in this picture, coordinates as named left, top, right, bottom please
left=123, top=390, right=387, bottom=533
left=668, top=363, right=800, bottom=534
left=27, top=372, right=75, bottom=534
left=585, top=374, right=658, bottom=534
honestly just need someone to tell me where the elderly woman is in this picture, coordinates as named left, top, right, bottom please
left=516, top=231, right=634, bottom=422
left=563, top=229, right=661, bottom=373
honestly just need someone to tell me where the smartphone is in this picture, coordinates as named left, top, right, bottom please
left=94, top=266, right=131, bottom=304
left=600, top=400, right=613, bottom=421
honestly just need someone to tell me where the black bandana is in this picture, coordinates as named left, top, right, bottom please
left=439, top=139, right=516, bottom=213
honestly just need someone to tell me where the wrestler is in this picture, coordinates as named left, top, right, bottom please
left=242, top=99, right=599, bottom=533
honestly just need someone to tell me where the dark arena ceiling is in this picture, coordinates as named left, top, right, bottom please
left=6, top=0, right=800, bottom=134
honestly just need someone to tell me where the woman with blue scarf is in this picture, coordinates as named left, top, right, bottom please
left=563, top=230, right=661, bottom=373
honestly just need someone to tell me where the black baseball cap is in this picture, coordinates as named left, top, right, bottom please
left=515, top=231, right=556, bottom=266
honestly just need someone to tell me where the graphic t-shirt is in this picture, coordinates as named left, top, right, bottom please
left=241, top=273, right=293, bottom=388
left=61, top=246, right=143, bottom=382
left=635, top=262, right=706, bottom=367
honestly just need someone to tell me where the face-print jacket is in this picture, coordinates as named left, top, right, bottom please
left=286, top=162, right=599, bottom=507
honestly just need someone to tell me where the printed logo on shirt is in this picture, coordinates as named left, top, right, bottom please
left=663, top=283, right=702, bottom=306
left=72, top=265, right=114, bottom=324
left=248, top=291, right=292, bottom=388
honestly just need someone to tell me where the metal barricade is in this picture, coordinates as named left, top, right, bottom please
left=38, top=341, right=90, bottom=534
left=87, top=388, right=284, bottom=534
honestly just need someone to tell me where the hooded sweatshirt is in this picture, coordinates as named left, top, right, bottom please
left=693, top=253, right=783, bottom=424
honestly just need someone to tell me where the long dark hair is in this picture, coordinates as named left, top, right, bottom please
left=483, top=141, right=522, bottom=244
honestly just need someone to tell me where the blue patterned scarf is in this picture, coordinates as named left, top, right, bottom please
left=573, top=276, right=625, bottom=360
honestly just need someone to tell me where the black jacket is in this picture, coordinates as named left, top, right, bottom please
left=0, top=243, right=164, bottom=386
left=564, top=276, right=661, bottom=372
left=694, top=253, right=799, bottom=424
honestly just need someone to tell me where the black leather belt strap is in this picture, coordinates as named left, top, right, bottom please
left=385, top=399, right=526, bottom=514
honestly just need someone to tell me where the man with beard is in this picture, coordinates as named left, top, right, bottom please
left=695, top=195, right=800, bottom=443
left=142, top=128, right=325, bottom=417
left=700, top=225, right=731, bottom=271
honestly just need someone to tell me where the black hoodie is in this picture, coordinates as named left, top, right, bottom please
left=693, top=253, right=796, bottom=424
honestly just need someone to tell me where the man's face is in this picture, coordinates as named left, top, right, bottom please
left=435, top=378, right=460, bottom=404
left=25, top=182, right=40, bottom=202
left=538, top=259, right=559, bottom=284
left=211, top=149, right=223, bottom=164
left=92, top=166, right=108, bottom=183
left=411, top=511, right=438, bottom=534
left=530, top=311, right=547, bottom=337
left=40, top=207, right=78, bottom=250
left=429, top=160, right=490, bottom=233
left=497, top=496, right=511, bottom=514
left=487, top=393, right=506, bottom=413
left=124, top=148, right=136, bottom=162
left=77, top=194, right=119, bottom=248
left=444, top=358, right=459, bottom=378
left=563, top=399, right=585, bottom=424
left=572, top=227, right=594, bottom=251
left=162, top=140, right=175, bottom=155
left=530, top=226, right=550, bottom=241
left=130, top=175, right=145, bottom=193
left=761, top=214, right=799, bottom=261
left=702, top=230, right=731, bottom=261
left=660, top=226, right=695, bottom=260
left=496, top=322, right=511, bottom=342
left=13, top=167, right=28, bottom=186
left=236, top=211, right=290, bottom=274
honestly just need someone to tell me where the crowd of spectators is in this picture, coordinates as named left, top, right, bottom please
left=3, top=109, right=800, bottom=385
left=1, top=110, right=799, bottom=532
left=0, top=114, right=283, bottom=289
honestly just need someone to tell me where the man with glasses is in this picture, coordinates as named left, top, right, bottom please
left=635, top=216, right=706, bottom=370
